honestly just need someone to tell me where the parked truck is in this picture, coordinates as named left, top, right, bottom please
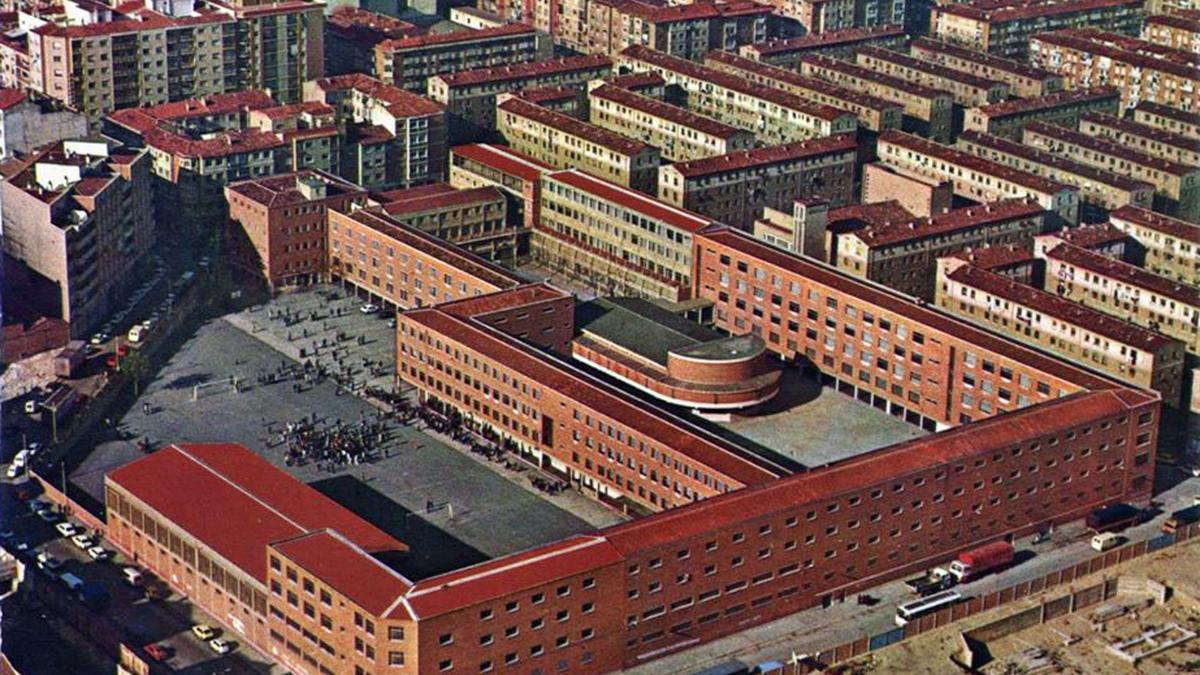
left=947, top=541, right=1014, bottom=583
left=905, top=567, right=955, bottom=596
left=1085, top=503, right=1141, bottom=533
left=1162, top=505, right=1200, bottom=534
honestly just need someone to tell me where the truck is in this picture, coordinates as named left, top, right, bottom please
left=947, top=541, right=1014, bottom=583
left=1085, top=503, right=1141, bottom=533
left=1162, top=505, right=1200, bottom=534
left=905, top=567, right=956, bottom=596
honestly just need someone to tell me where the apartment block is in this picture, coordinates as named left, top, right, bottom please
left=932, top=0, right=1146, bottom=58
left=658, top=135, right=858, bottom=228
left=1144, top=9, right=1200, bottom=51
left=702, top=50, right=904, bottom=134
left=225, top=170, right=367, bottom=290
left=0, top=90, right=88, bottom=159
left=1054, top=222, right=1130, bottom=258
left=577, top=0, right=771, bottom=61
left=908, top=37, right=1064, bottom=98
left=513, top=86, right=583, bottom=117
left=301, top=74, right=447, bottom=190
left=1078, top=112, right=1200, bottom=168
left=372, top=23, right=540, bottom=92
left=948, top=243, right=1038, bottom=283
left=797, top=54, right=955, bottom=142
left=1109, top=205, right=1200, bottom=285
left=587, top=83, right=754, bottom=162
left=876, top=131, right=1081, bottom=227
left=534, top=169, right=714, bottom=301
left=854, top=46, right=1009, bottom=108
left=861, top=164, right=954, bottom=219
left=1029, top=29, right=1200, bottom=111
left=833, top=199, right=1047, bottom=300
left=752, top=199, right=831, bottom=258
left=426, top=55, right=613, bottom=141
left=617, top=45, right=858, bottom=146
left=325, top=7, right=420, bottom=77
left=1036, top=237, right=1200, bottom=355
left=496, top=94, right=661, bottom=193
left=327, top=207, right=523, bottom=311
left=963, top=88, right=1121, bottom=140
left=936, top=257, right=1185, bottom=406
left=374, top=183, right=515, bottom=261
left=1, top=139, right=154, bottom=338
left=1022, top=121, right=1200, bottom=223
left=1133, top=102, right=1200, bottom=140
left=955, top=131, right=1154, bottom=217
left=449, top=143, right=551, bottom=237
left=737, top=24, right=906, bottom=67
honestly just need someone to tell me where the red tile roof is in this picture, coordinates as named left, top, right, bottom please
left=326, top=6, right=419, bottom=47
left=743, top=24, right=905, bottom=56
left=546, top=169, right=713, bottom=233
left=450, top=143, right=552, bottom=183
left=1043, top=241, right=1200, bottom=307
left=514, top=86, right=579, bottom=105
left=0, top=88, right=27, bottom=110
left=308, top=74, right=443, bottom=117
left=797, top=54, right=951, bottom=101
left=849, top=199, right=1045, bottom=247
left=857, top=46, right=1003, bottom=91
left=379, top=185, right=504, bottom=216
left=827, top=201, right=916, bottom=230
left=226, top=169, right=365, bottom=208
left=1146, top=9, right=1200, bottom=33
left=440, top=282, right=569, bottom=319
left=600, top=71, right=666, bottom=92
left=106, top=443, right=405, bottom=583
left=1024, top=121, right=1196, bottom=178
left=704, top=50, right=899, bottom=115
left=272, top=530, right=414, bottom=618
left=956, top=130, right=1153, bottom=193
left=1031, top=29, right=1199, bottom=81
left=589, top=84, right=744, bottom=138
left=945, top=262, right=1175, bottom=350
left=667, top=134, right=857, bottom=179
left=498, top=96, right=652, bottom=156
left=433, top=54, right=611, bottom=88
left=910, top=37, right=1057, bottom=81
left=1135, top=102, right=1200, bottom=129
left=375, top=22, right=534, bottom=52
left=1109, top=205, right=1200, bottom=245
left=1079, top=112, right=1198, bottom=154
left=949, top=243, right=1034, bottom=271
left=879, top=131, right=1071, bottom=196
left=939, top=0, right=1141, bottom=23
left=970, top=87, right=1117, bottom=118
left=1052, top=222, right=1127, bottom=250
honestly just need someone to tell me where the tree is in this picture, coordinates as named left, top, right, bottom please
left=122, top=350, right=153, bottom=396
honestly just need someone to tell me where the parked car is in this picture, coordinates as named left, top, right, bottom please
left=36, top=552, right=62, bottom=572
left=5, top=463, right=23, bottom=479
left=209, top=638, right=233, bottom=655
left=71, top=533, right=95, bottom=550
left=192, top=624, right=217, bottom=640
left=55, top=522, right=79, bottom=538
left=87, top=546, right=112, bottom=561
left=143, top=644, right=168, bottom=662
left=122, top=567, right=144, bottom=587
left=359, top=303, right=380, bottom=314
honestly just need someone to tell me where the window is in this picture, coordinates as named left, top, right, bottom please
left=439, top=634, right=454, bottom=646
left=439, top=660, right=452, bottom=672
left=389, top=627, right=405, bottom=641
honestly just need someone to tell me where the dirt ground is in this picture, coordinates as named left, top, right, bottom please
left=832, top=542, right=1200, bottom=675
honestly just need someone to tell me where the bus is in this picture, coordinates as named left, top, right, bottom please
left=895, top=590, right=963, bottom=626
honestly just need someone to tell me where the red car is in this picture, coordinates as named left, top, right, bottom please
left=116, top=344, right=129, bottom=357
left=15, top=487, right=34, bottom=501
left=143, top=644, right=168, bottom=661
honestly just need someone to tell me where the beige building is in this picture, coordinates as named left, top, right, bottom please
left=854, top=46, right=1009, bottom=107
left=876, top=131, right=1080, bottom=226
left=578, top=0, right=770, bottom=61
left=932, top=0, right=1145, bottom=58
left=372, top=23, right=540, bottom=93
left=1079, top=112, right=1200, bottom=168
left=962, top=88, right=1120, bottom=140
left=833, top=199, right=1047, bottom=300
left=861, top=163, right=953, bottom=218
left=1029, top=28, right=1200, bottom=111
left=751, top=199, right=830, bottom=258
left=955, top=131, right=1154, bottom=217
left=1036, top=237, right=1200, bottom=356
left=618, top=45, right=858, bottom=146
left=1022, top=121, right=1200, bottom=223
left=908, top=37, right=1064, bottom=98
left=373, top=183, right=515, bottom=261
left=1133, top=102, right=1200, bottom=140
left=935, top=256, right=1185, bottom=407
left=586, top=83, right=755, bottom=162
left=737, top=24, right=907, bottom=67
left=1, top=139, right=154, bottom=338
left=658, top=135, right=858, bottom=227
left=702, top=50, right=903, bottom=133
left=535, top=168, right=714, bottom=301
left=1109, top=205, right=1200, bottom=286
left=496, top=94, right=661, bottom=193
left=797, top=54, right=954, bottom=141
left=1143, top=10, right=1200, bottom=51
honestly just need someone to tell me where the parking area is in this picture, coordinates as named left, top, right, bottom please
left=720, top=369, right=929, bottom=468
left=71, top=314, right=618, bottom=581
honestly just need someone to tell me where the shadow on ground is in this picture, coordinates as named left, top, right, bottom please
left=309, top=475, right=488, bottom=581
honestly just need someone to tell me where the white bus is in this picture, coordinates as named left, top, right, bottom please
left=895, top=590, right=963, bottom=626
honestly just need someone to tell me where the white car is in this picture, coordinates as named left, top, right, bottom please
left=55, top=522, right=78, bottom=538
left=87, top=546, right=112, bottom=561
left=209, top=638, right=233, bottom=655
left=89, top=333, right=110, bottom=346
left=37, top=508, right=59, bottom=523
left=5, top=464, right=23, bottom=479
left=71, top=533, right=95, bottom=550
left=37, top=553, right=62, bottom=572
left=359, top=303, right=380, bottom=314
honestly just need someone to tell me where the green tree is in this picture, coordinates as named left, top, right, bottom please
left=122, top=350, right=153, bottom=396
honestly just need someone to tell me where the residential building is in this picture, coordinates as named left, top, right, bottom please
left=861, top=164, right=954, bottom=219
left=702, top=50, right=903, bottom=134
left=617, top=45, right=859, bottom=146
left=0, top=90, right=88, bottom=159
left=955, top=131, right=1155, bottom=218
left=1132, top=101, right=1200, bottom=140
left=512, top=86, right=583, bottom=117
left=448, top=142, right=552, bottom=235
left=535, top=168, right=714, bottom=301
left=658, top=135, right=858, bottom=228
left=962, top=88, right=1121, bottom=140
left=586, top=83, right=755, bottom=162
left=737, top=24, right=907, bottom=67
left=496, top=94, right=661, bottom=193
left=578, top=0, right=771, bottom=61
left=1022, top=121, right=1200, bottom=223
left=1036, top=237, right=1200, bottom=355
left=908, top=37, right=1064, bottom=98
left=1078, top=112, right=1200, bottom=168
left=935, top=257, right=1185, bottom=406
left=426, top=55, right=613, bottom=141
left=372, top=23, right=540, bottom=93
left=833, top=199, right=1047, bottom=300
left=751, top=199, right=831, bottom=258
left=1053, top=222, right=1130, bottom=258
left=797, top=54, right=955, bottom=141
left=325, top=7, right=420, bottom=77
left=1029, top=29, right=1200, bottom=110
left=0, top=138, right=154, bottom=338
left=1109, top=205, right=1200, bottom=285
left=875, top=131, right=1081, bottom=227
left=301, top=74, right=447, bottom=190
left=932, top=0, right=1146, bottom=58
left=947, top=243, right=1038, bottom=283
left=225, top=170, right=367, bottom=289
left=1144, top=9, right=1200, bottom=51
left=373, top=183, right=516, bottom=261
left=854, top=46, right=1009, bottom=108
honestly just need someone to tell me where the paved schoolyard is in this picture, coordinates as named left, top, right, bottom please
left=73, top=318, right=614, bottom=580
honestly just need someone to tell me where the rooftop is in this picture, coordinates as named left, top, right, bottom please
left=856, top=46, right=1003, bottom=91
left=307, top=74, right=444, bottom=118
left=378, top=185, right=505, bottom=216
left=849, top=199, right=1046, bottom=248
left=879, top=131, right=1071, bottom=196
left=1080, top=112, right=1199, bottom=154
left=949, top=243, right=1035, bottom=270
left=1043, top=241, right=1200, bottom=307
left=971, top=87, right=1118, bottom=118
left=498, top=96, right=653, bottom=156
left=449, top=143, right=553, bottom=183
left=938, top=0, right=1142, bottom=23
left=743, top=23, right=905, bottom=56
left=575, top=297, right=727, bottom=365
left=326, top=6, right=419, bottom=47
left=599, top=71, right=667, bottom=91
left=704, top=50, right=900, bottom=114
left=1146, top=9, right=1200, bottom=32
left=910, top=37, right=1058, bottom=80
left=1135, top=102, right=1199, bottom=129
left=225, top=170, right=366, bottom=208
left=1109, top=205, right=1200, bottom=245
left=667, top=134, right=857, bottom=178
left=375, top=21, right=534, bottom=51
left=272, top=529, right=414, bottom=619
left=956, top=130, right=1154, bottom=193
left=1052, top=222, right=1128, bottom=250
left=433, top=54, right=611, bottom=88
left=546, top=169, right=713, bottom=233
left=827, top=200, right=917, bottom=232
left=106, top=443, right=406, bottom=584
left=589, top=84, right=745, bottom=138
left=1024, top=121, right=1197, bottom=177
left=1031, top=29, right=1199, bottom=82
left=796, top=54, right=951, bottom=101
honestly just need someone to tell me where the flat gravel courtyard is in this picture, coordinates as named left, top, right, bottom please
left=74, top=317, right=613, bottom=580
